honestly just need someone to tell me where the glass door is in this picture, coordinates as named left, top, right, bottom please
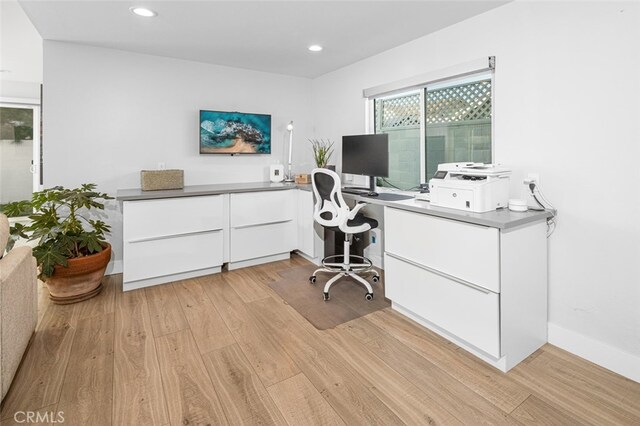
left=0, top=103, right=40, bottom=213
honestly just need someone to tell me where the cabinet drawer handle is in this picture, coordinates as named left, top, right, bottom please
left=386, top=252, right=492, bottom=294
left=128, top=228, right=222, bottom=244
left=233, top=219, right=292, bottom=230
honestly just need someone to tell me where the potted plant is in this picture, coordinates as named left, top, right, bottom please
left=309, top=138, right=335, bottom=169
left=2, top=184, right=113, bottom=304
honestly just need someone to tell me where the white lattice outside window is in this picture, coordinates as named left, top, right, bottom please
left=373, top=74, right=492, bottom=190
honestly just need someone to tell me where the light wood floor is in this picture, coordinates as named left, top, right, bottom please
left=2, top=254, right=639, bottom=425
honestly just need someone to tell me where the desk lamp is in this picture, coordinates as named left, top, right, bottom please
left=285, top=121, right=294, bottom=182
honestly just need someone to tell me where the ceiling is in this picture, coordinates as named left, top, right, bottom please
left=0, top=0, right=42, bottom=83
left=18, top=0, right=510, bottom=79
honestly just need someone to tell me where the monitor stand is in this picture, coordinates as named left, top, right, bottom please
left=344, top=176, right=378, bottom=196
left=366, top=176, right=378, bottom=197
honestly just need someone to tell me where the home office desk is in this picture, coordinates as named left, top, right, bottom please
left=117, top=182, right=309, bottom=291
left=333, top=189, right=551, bottom=371
left=118, top=182, right=550, bottom=371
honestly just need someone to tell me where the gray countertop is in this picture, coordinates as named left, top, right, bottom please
left=353, top=195, right=550, bottom=230
left=116, top=181, right=299, bottom=201
left=117, top=182, right=551, bottom=230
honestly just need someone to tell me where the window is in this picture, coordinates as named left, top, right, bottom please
left=0, top=103, right=41, bottom=214
left=373, top=73, right=492, bottom=190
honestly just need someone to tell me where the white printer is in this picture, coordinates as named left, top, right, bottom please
left=429, top=163, right=511, bottom=213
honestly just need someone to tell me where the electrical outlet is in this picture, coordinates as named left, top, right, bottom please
left=526, top=172, right=539, bottom=185
left=158, top=162, right=166, bottom=170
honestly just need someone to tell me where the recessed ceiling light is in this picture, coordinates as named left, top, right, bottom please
left=130, top=7, right=157, bottom=18
left=308, top=45, right=323, bottom=52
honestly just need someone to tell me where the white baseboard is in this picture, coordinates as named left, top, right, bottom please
left=106, top=259, right=123, bottom=275
left=548, top=323, right=640, bottom=383
left=294, top=250, right=321, bottom=266
left=228, top=252, right=290, bottom=270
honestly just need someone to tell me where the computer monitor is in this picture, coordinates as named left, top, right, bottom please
left=342, top=134, right=389, bottom=195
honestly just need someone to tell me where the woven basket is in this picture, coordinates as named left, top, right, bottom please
left=140, top=169, right=184, bottom=191
left=295, top=174, right=311, bottom=184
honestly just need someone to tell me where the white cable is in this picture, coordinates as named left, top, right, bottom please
left=534, top=187, right=555, bottom=211
left=530, top=183, right=557, bottom=218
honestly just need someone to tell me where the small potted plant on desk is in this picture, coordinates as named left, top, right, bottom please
left=2, top=184, right=113, bottom=304
left=310, top=138, right=335, bottom=170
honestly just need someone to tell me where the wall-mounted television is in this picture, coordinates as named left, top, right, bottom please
left=200, top=110, right=271, bottom=154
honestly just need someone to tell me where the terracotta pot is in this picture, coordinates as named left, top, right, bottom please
left=45, top=244, right=111, bottom=304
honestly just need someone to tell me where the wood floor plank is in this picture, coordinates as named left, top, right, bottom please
left=246, top=262, right=287, bottom=284
left=0, top=303, right=77, bottom=419
left=1, top=403, right=61, bottom=426
left=201, top=274, right=301, bottom=387
left=510, top=352, right=640, bottom=425
left=509, top=395, right=584, bottom=425
left=326, top=328, right=462, bottom=425
left=173, top=278, right=236, bottom=354
left=366, top=308, right=531, bottom=413
left=267, top=373, right=346, bottom=426
left=113, top=287, right=169, bottom=426
left=247, top=297, right=404, bottom=425
left=56, top=313, right=114, bottom=426
left=145, top=282, right=189, bottom=337
left=6, top=263, right=640, bottom=426
left=202, top=343, right=287, bottom=425
left=76, top=274, right=117, bottom=320
left=36, top=281, right=51, bottom=326
left=225, top=268, right=271, bottom=303
left=155, top=329, right=228, bottom=425
left=343, top=316, right=514, bottom=425
left=533, top=345, right=640, bottom=415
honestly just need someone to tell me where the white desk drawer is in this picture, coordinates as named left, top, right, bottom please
left=385, top=253, right=500, bottom=358
left=124, top=195, right=224, bottom=241
left=124, top=230, right=223, bottom=283
left=230, top=190, right=295, bottom=228
left=385, top=207, right=500, bottom=293
left=230, top=220, right=295, bottom=262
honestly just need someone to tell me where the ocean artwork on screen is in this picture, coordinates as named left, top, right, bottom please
left=200, top=110, right=271, bottom=154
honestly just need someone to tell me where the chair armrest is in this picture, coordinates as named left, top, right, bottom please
left=0, top=246, right=38, bottom=399
left=347, top=202, right=367, bottom=220
left=0, top=246, right=38, bottom=327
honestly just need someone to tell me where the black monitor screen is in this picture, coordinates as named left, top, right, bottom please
left=342, top=134, right=389, bottom=178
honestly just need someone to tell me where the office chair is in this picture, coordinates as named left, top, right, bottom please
left=309, top=168, right=380, bottom=301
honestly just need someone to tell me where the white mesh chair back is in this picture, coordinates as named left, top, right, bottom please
left=311, top=168, right=349, bottom=229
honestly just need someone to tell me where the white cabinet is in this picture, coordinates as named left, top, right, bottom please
left=229, top=190, right=297, bottom=268
left=385, top=253, right=500, bottom=358
left=384, top=206, right=547, bottom=372
left=121, top=188, right=304, bottom=288
left=123, top=195, right=225, bottom=290
left=297, top=189, right=316, bottom=259
left=385, top=207, right=500, bottom=292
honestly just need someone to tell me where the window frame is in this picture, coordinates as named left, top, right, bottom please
left=367, top=70, right=494, bottom=187
left=0, top=99, right=42, bottom=197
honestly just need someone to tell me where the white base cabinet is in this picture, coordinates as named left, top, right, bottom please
left=384, top=206, right=547, bottom=371
left=122, top=188, right=315, bottom=290
left=229, top=190, right=297, bottom=269
left=123, top=195, right=225, bottom=291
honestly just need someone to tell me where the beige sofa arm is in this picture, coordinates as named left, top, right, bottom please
left=0, top=246, right=38, bottom=401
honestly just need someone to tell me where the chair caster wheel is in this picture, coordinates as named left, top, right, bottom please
left=309, top=276, right=316, bottom=284
left=372, top=275, right=380, bottom=283
left=323, top=292, right=330, bottom=301
left=365, top=293, right=373, bottom=301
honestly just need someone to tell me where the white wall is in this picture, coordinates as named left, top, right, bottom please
left=312, top=1, right=640, bottom=379
left=0, top=0, right=42, bottom=100
left=44, top=41, right=314, bottom=269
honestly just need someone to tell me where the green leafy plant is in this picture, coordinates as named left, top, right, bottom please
left=1, top=184, right=113, bottom=280
left=309, top=138, right=334, bottom=168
